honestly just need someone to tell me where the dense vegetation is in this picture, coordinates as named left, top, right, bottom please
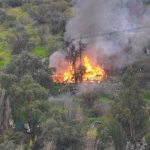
left=0, top=0, right=150, bottom=149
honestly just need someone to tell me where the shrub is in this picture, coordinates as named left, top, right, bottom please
left=79, top=90, right=99, bottom=108
left=5, top=0, right=23, bottom=7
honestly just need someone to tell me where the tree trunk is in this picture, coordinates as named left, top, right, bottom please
left=0, top=89, right=12, bottom=130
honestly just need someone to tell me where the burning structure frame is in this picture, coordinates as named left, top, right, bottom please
left=51, top=40, right=107, bottom=84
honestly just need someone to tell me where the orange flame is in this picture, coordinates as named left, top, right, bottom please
left=52, top=56, right=106, bottom=83
left=82, top=56, right=106, bottom=82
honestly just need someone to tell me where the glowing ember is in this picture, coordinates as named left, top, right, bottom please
left=52, top=56, right=106, bottom=83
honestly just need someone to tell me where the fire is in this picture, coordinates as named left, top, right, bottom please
left=63, top=64, right=74, bottom=83
left=82, top=56, right=106, bottom=82
left=52, top=56, right=106, bottom=83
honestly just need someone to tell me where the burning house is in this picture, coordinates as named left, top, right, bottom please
left=51, top=55, right=106, bottom=84
left=50, top=40, right=107, bottom=84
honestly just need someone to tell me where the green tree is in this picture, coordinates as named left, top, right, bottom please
left=27, top=0, right=70, bottom=34
left=0, top=73, right=17, bottom=130
left=6, top=52, right=41, bottom=77
left=108, top=119, right=126, bottom=150
left=0, top=73, right=17, bottom=90
left=0, top=9, right=15, bottom=24
left=9, top=32, right=30, bottom=54
left=4, top=0, right=23, bottom=7
left=97, top=117, right=125, bottom=150
left=133, top=56, right=150, bottom=88
left=145, top=119, right=150, bottom=149
left=0, top=140, right=16, bottom=150
left=112, top=66, right=148, bottom=145
left=9, top=75, right=49, bottom=122
left=33, top=118, right=83, bottom=150
left=7, top=75, right=50, bottom=143
left=5, top=52, right=52, bottom=88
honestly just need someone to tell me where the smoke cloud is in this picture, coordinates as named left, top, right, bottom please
left=49, top=51, right=69, bottom=74
left=64, top=0, right=150, bottom=68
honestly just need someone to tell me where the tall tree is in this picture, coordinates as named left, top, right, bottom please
left=0, top=73, right=17, bottom=130
left=112, top=66, right=148, bottom=146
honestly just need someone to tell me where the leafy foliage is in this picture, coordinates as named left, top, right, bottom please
left=33, top=119, right=83, bottom=150
left=112, top=66, right=148, bottom=143
left=9, top=32, right=30, bottom=54
left=6, top=52, right=42, bottom=78
left=97, top=117, right=125, bottom=150
left=26, top=0, right=70, bottom=34
left=3, top=0, right=23, bottom=7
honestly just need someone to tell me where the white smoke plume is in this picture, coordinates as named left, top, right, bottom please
left=49, top=51, right=69, bottom=74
